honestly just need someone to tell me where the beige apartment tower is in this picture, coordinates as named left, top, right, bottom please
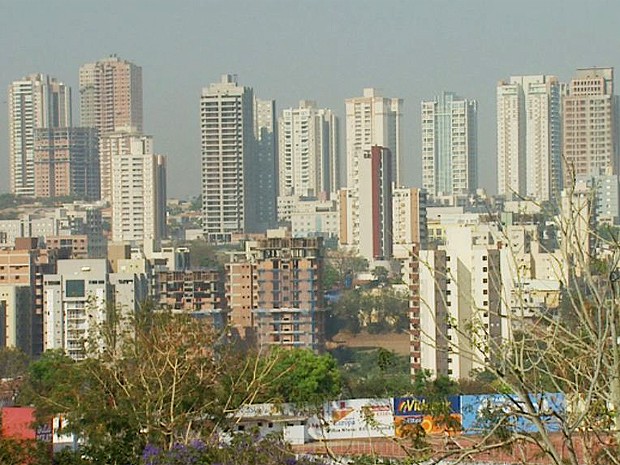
left=345, top=88, right=403, bottom=188
left=563, top=67, right=618, bottom=189
left=8, top=74, right=71, bottom=196
left=33, top=127, right=100, bottom=199
left=79, top=55, right=143, bottom=136
left=278, top=100, right=339, bottom=199
left=110, top=134, right=166, bottom=245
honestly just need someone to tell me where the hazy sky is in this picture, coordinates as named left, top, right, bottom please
left=1, top=0, right=619, bottom=198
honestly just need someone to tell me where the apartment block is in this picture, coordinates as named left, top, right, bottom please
left=0, top=238, right=58, bottom=356
left=226, top=231, right=325, bottom=351
left=575, top=174, right=620, bottom=224
left=254, top=98, right=278, bottom=231
left=155, top=270, right=225, bottom=312
left=8, top=74, right=71, bottom=196
left=291, top=201, right=339, bottom=241
left=497, top=75, right=562, bottom=201
left=201, top=75, right=258, bottom=240
left=345, top=88, right=402, bottom=188
left=110, top=134, right=166, bottom=245
left=43, top=258, right=146, bottom=360
left=278, top=100, right=339, bottom=203
left=358, top=146, right=393, bottom=264
left=563, top=67, right=618, bottom=188
left=0, top=285, right=32, bottom=352
left=392, top=187, right=428, bottom=254
left=410, top=248, right=449, bottom=378
left=422, top=92, right=478, bottom=197
left=33, top=127, right=100, bottom=199
left=79, top=55, right=143, bottom=136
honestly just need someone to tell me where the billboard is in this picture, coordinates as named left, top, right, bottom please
left=460, top=392, right=565, bottom=435
left=393, top=396, right=462, bottom=437
left=306, top=398, right=394, bottom=440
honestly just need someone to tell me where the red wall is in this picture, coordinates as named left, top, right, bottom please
left=1, top=407, right=37, bottom=440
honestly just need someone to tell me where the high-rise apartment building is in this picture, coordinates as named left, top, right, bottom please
left=497, top=75, right=562, bottom=201
left=79, top=55, right=143, bottom=135
left=344, top=90, right=401, bottom=262
left=421, top=92, right=478, bottom=197
left=340, top=145, right=394, bottom=264
left=226, top=230, right=325, bottom=351
left=563, top=67, right=618, bottom=188
left=8, top=74, right=71, bottom=196
left=278, top=100, right=339, bottom=200
left=33, top=127, right=100, bottom=199
left=80, top=56, right=143, bottom=204
left=392, top=187, right=428, bottom=251
left=110, top=134, right=166, bottom=244
left=414, top=224, right=502, bottom=379
left=345, top=88, right=402, bottom=188
left=155, top=270, right=225, bottom=312
left=254, top=98, right=278, bottom=231
left=201, top=75, right=258, bottom=241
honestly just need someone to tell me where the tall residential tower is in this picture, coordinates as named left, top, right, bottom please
left=345, top=88, right=402, bottom=188
left=8, top=74, right=71, bottom=196
left=79, top=55, right=143, bottom=135
left=110, top=134, right=166, bottom=244
left=200, top=75, right=257, bottom=241
left=80, top=56, right=143, bottom=203
left=278, top=100, right=339, bottom=200
left=421, top=92, right=478, bottom=198
left=497, top=75, right=562, bottom=201
left=254, top=98, right=278, bottom=232
left=563, top=67, right=618, bottom=188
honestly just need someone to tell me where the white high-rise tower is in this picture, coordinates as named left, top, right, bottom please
left=497, top=75, right=562, bottom=201
left=278, top=100, right=339, bottom=199
left=421, top=92, right=478, bottom=197
left=345, top=88, right=402, bottom=188
left=8, top=74, right=71, bottom=196
left=110, top=134, right=166, bottom=244
left=200, top=75, right=257, bottom=241
left=343, top=89, right=402, bottom=258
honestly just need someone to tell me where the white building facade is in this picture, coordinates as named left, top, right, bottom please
left=200, top=75, right=257, bottom=240
left=8, top=74, right=72, bottom=196
left=497, top=75, right=562, bottom=201
left=345, top=88, right=402, bottom=188
left=111, top=134, right=166, bottom=245
left=278, top=100, right=339, bottom=202
left=421, top=92, right=477, bottom=197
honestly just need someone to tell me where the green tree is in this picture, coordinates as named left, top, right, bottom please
left=21, top=311, right=280, bottom=464
left=0, top=347, right=29, bottom=379
left=262, top=349, right=341, bottom=405
left=189, top=195, right=202, bottom=212
left=337, top=348, right=412, bottom=398
left=0, top=437, right=51, bottom=465
left=188, top=240, right=221, bottom=268
left=325, top=249, right=368, bottom=288
left=372, top=266, right=389, bottom=284
left=329, top=287, right=409, bottom=335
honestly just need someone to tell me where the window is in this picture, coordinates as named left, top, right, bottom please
left=65, top=280, right=85, bottom=298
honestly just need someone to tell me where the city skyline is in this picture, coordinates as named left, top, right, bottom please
left=1, top=0, right=619, bottom=198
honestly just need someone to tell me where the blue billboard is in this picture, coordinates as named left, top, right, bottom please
left=460, top=392, right=565, bottom=434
